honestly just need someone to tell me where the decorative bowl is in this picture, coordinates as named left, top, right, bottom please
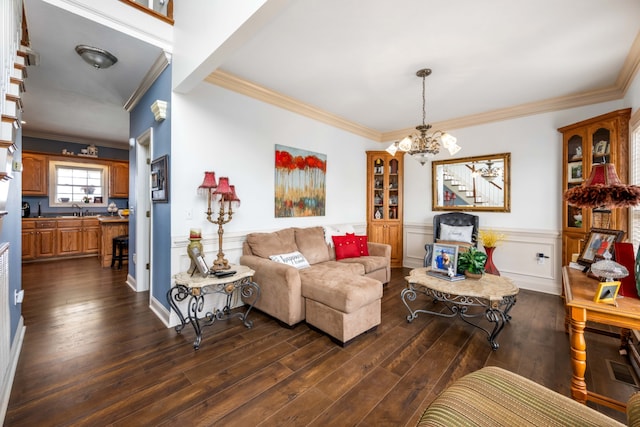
left=59, top=197, right=70, bottom=202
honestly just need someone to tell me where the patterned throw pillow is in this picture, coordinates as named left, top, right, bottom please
left=269, top=251, right=311, bottom=269
left=347, top=233, right=369, bottom=256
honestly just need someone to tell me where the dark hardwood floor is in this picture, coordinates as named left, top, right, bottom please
left=5, top=258, right=637, bottom=426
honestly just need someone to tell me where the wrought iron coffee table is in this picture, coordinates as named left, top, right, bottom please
left=401, top=267, right=518, bottom=350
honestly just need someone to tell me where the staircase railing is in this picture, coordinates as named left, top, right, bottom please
left=119, top=0, right=174, bottom=25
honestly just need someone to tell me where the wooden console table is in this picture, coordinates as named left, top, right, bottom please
left=167, top=265, right=260, bottom=349
left=402, top=268, right=518, bottom=350
left=563, top=266, right=640, bottom=412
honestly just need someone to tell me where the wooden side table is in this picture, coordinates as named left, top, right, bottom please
left=563, top=266, right=640, bottom=411
left=167, top=264, right=260, bottom=349
left=402, top=267, right=518, bottom=350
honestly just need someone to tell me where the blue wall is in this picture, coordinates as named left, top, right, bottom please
left=129, top=64, right=172, bottom=305
left=1, top=128, right=23, bottom=342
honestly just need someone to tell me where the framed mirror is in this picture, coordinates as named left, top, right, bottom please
left=432, top=152, right=511, bottom=212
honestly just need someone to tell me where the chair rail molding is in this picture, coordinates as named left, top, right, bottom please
left=403, top=222, right=562, bottom=295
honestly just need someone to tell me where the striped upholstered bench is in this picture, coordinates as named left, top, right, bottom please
left=417, top=366, right=640, bottom=426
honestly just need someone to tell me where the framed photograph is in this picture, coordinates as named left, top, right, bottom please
left=577, top=228, right=625, bottom=265
left=151, top=155, right=169, bottom=203
left=593, top=281, right=620, bottom=304
left=567, top=161, right=583, bottom=183
left=188, top=245, right=209, bottom=277
left=431, top=243, right=459, bottom=274
left=93, top=196, right=102, bottom=204
left=594, top=140, right=609, bottom=156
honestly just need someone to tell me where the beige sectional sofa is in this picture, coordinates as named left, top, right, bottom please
left=240, top=226, right=391, bottom=344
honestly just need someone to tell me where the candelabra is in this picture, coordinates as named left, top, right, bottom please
left=198, top=171, right=241, bottom=271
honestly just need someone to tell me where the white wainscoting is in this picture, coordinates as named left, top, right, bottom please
left=403, top=222, right=562, bottom=295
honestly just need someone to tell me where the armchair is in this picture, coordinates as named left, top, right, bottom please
left=424, top=212, right=480, bottom=267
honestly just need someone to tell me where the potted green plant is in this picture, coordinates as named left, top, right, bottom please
left=457, top=247, right=488, bottom=279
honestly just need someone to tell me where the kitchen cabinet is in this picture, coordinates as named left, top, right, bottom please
left=109, top=161, right=129, bottom=198
left=22, top=153, right=48, bottom=195
left=558, top=108, right=631, bottom=266
left=23, top=217, right=102, bottom=261
left=98, top=217, right=128, bottom=267
left=56, top=218, right=99, bottom=256
left=366, top=151, right=403, bottom=267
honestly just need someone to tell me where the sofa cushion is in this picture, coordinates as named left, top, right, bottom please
left=338, top=255, right=387, bottom=275
left=333, top=235, right=361, bottom=260
left=301, top=271, right=381, bottom=313
left=295, top=227, right=330, bottom=264
left=246, top=228, right=297, bottom=258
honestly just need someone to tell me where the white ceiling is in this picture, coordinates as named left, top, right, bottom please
left=19, top=0, right=640, bottom=148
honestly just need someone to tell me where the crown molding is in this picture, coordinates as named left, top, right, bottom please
left=22, top=129, right=127, bottom=149
left=617, top=31, right=640, bottom=93
left=205, top=70, right=382, bottom=141
left=124, top=51, right=172, bottom=112
left=206, top=62, right=635, bottom=143
left=382, top=86, right=624, bottom=142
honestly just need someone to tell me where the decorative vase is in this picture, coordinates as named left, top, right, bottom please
left=187, top=229, right=204, bottom=272
left=464, top=271, right=483, bottom=280
left=484, top=246, right=500, bottom=276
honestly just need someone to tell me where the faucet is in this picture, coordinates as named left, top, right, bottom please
left=71, top=203, right=82, bottom=217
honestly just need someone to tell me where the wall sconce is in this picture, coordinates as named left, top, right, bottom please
left=150, top=100, right=168, bottom=122
left=198, top=171, right=241, bottom=271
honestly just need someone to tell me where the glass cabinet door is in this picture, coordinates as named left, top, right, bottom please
left=591, top=126, right=611, bottom=164
left=372, top=157, right=385, bottom=220
left=566, top=133, right=584, bottom=230
left=388, top=158, right=399, bottom=220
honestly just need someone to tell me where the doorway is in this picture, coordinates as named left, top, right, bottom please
left=134, top=128, right=152, bottom=296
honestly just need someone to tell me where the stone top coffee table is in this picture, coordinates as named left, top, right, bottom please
left=401, top=267, right=519, bottom=350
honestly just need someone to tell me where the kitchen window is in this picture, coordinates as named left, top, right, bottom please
left=48, top=160, right=108, bottom=207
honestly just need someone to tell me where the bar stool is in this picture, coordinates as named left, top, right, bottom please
left=111, top=235, right=129, bottom=269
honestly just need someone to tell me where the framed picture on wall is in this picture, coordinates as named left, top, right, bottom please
left=151, top=155, right=169, bottom=203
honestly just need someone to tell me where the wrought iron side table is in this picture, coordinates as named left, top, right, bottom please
left=167, top=264, right=261, bottom=349
left=401, top=267, right=518, bottom=350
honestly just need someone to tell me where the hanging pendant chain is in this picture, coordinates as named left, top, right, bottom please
left=421, top=75, right=427, bottom=127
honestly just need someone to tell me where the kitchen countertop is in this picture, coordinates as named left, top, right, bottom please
left=97, top=216, right=128, bottom=223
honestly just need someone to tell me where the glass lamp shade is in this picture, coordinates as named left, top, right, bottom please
left=386, top=142, right=399, bottom=156
left=398, top=136, right=412, bottom=152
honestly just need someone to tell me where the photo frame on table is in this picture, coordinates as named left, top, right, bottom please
left=431, top=243, right=459, bottom=274
left=577, top=228, right=624, bottom=266
left=188, top=246, right=209, bottom=277
left=151, top=155, right=169, bottom=203
left=593, top=281, right=620, bottom=304
left=567, top=161, right=583, bottom=183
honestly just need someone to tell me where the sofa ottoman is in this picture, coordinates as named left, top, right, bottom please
left=301, top=271, right=382, bottom=344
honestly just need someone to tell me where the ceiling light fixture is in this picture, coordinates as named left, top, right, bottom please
left=75, top=45, right=118, bottom=69
left=386, top=68, right=460, bottom=165
left=480, top=160, right=502, bottom=182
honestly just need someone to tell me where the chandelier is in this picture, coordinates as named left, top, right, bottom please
left=480, top=160, right=502, bottom=181
left=386, top=68, right=460, bottom=165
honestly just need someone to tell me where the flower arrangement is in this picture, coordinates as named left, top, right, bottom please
left=478, top=229, right=506, bottom=247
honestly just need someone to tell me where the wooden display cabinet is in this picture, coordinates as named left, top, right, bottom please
left=558, top=108, right=631, bottom=266
left=366, top=151, right=403, bottom=267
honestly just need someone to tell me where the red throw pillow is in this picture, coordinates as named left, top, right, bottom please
left=332, top=234, right=360, bottom=260
left=347, top=233, right=369, bottom=256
